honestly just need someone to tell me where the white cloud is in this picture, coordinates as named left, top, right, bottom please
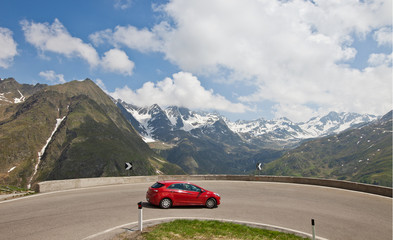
left=114, top=0, right=133, bottom=10
left=90, top=23, right=167, bottom=52
left=373, top=27, right=393, bottom=46
left=101, top=49, right=134, bottom=76
left=110, top=71, right=249, bottom=113
left=368, top=53, right=392, bottom=67
left=95, top=78, right=108, bottom=93
left=39, top=70, right=65, bottom=83
left=273, top=104, right=320, bottom=123
left=21, top=19, right=100, bottom=67
left=21, top=19, right=136, bottom=76
left=91, top=0, right=393, bottom=120
left=0, top=27, right=18, bottom=68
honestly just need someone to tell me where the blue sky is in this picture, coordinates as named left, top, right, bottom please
left=0, top=0, right=391, bottom=122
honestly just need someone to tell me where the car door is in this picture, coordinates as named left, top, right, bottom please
left=183, top=183, right=204, bottom=205
left=167, top=183, right=189, bottom=205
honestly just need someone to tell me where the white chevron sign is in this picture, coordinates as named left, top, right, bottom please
left=125, top=162, right=133, bottom=170
left=257, top=163, right=263, bottom=171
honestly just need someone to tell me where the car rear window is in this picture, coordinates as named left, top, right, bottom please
left=151, top=182, right=165, bottom=188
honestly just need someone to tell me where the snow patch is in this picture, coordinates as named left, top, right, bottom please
left=0, top=93, right=12, bottom=103
left=142, top=135, right=156, bottom=143
left=28, top=116, right=66, bottom=189
left=8, top=166, right=16, bottom=173
left=14, top=90, right=25, bottom=103
left=153, top=157, right=166, bottom=163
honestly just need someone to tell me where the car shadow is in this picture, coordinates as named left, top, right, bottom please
left=141, top=201, right=213, bottom=210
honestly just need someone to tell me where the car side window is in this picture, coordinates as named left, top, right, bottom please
left=185, top=184, right=202, bottom=192
left=168, top=183, right=184, bottom=190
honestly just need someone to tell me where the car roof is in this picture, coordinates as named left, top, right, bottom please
left=158, top=180, right=191, bottom=185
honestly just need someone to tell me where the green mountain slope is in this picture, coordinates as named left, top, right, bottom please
left=262, top=111, right=392, bottom=187
left=0, top=79, right=183, bottom=189
left=0, top=78, right=47, bottom=121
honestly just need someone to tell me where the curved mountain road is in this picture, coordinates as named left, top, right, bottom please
left=0, top=181, right=391, bottom=240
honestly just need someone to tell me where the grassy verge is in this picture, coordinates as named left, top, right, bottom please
left=0, top=185, right=28, bottom=194
left=0, top=185, right=35, bottom=198
left=115, top=219, right=308, bottom=240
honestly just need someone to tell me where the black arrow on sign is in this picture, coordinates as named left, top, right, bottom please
left=125, top=162, right=133, bottom=170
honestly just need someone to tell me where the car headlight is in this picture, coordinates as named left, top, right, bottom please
left=214, top=193, right=220, bottom=197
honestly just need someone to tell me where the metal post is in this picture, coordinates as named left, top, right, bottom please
left=311, top=219, right=315, bottom=240
left=138, top=201, right=143, bottom=231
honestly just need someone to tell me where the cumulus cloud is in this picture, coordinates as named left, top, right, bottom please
left=110, top=71, right=249, bottom=113
left=90, top=23, right=167, bottom=52
left=21, top=19, right=100, bottom=67
left=368, top=53, right=392, bottom=67
left=21, top=19, right=136, bottom=76
left=82, top=0, right=393, bottom=120
left=373, top=27, right=393, bottom=46
left=0, top=27, right=18, bottom=68
left=101, top=48, right=134, bottom=76
left=39, top=70, right=66, bottom=83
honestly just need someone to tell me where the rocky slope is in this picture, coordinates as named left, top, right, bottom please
left=0, top=78, right=183, bottom=189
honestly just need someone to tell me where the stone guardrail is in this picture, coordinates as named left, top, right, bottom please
left=37, top=175, right=392, bottom=197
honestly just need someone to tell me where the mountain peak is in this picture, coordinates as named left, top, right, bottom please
left=118, top=101, right=383, bottom=148
left=1, top=78, right=185, bottom=188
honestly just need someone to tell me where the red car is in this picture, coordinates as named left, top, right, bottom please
left=146, top=181, right=221, bottom=209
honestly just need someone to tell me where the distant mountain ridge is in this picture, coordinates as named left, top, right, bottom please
left=116, top=99, right=378, bottom=148
left=116, top=100, right=389, bottom=182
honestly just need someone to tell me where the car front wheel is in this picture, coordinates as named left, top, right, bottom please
left=205, top=198, right=217, bottom=209
left=159, top=198, right=172, bottom=209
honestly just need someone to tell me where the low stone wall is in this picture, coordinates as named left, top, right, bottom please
left=37, top=175, right=392, bottom=197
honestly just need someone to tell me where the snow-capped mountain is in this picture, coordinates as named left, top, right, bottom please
left=165, top=106, right=221, bottom=131
left=118, top=100, right=226, bottom=142
left=116, top=100, right=379, bottom=147
left=116, top=101, right=173, bottom=142
left=229, top=112, right=378, bottom=142
left=227, top=117, right=304, bottom=138
left=298, top=112, right=378, bottom=138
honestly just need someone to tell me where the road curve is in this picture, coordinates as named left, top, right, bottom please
left=0, top=181, right=391, bottom=240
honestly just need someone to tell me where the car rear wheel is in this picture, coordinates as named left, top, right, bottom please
left=205, top=198, right=217, bottom=209
left=159, top=198, right=172, bottom=209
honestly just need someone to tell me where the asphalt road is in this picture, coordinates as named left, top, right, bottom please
left=0, top=181, right=391, bottom=240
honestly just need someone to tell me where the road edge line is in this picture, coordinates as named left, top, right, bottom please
left=81, top=216, right=329, bottom=240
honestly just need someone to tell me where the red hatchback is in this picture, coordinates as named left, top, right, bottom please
left=146, top=181, right=221, bottom=209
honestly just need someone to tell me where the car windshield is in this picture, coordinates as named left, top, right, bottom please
left=151, top=182, right=165, bottom=188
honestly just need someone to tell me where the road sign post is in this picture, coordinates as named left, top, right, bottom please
left=311, top=219, right=316, bottom=240
left=138, top=201, right=143, bottom=231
